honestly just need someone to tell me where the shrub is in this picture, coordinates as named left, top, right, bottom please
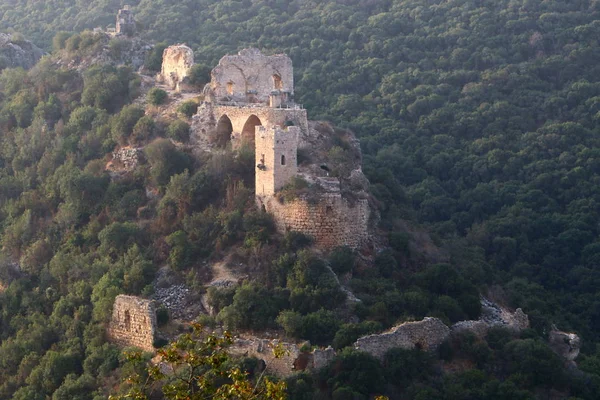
left=147, top=87, right=168, bottom=106
left=178, top=101, right=198, bottom=118
left=167, top=120, right=190, bottom=142
left=156, top=306, right=169, bottom=326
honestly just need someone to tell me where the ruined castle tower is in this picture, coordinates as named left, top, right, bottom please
left=191, top=48, right=370, bottom=249
left=116, top=6, right=136, bottom=36
left=255, top=126, right=299, bottom=197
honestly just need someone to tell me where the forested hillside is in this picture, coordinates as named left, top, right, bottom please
left=2, top=0, right=600, bottom=399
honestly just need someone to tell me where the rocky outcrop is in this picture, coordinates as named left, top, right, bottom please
left=549, top=327, right=581, bottom=361
left=354, top=317, right=450, bottom=360
left=0, top=33, right=44, bottom=70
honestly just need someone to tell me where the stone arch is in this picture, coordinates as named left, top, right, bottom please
left=215, top=114, right=233, bottom=148
left=241, top=115, right=262, bottom=147
left=273, top=74, right=283, bottom=90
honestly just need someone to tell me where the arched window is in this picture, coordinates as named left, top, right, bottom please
left=273, top=74, right=283, bottom=90
left=281, top=155, right=286, bottom=165
left=227, top=81, right=234, bottom=95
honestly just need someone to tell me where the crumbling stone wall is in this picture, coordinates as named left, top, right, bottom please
left=255, top=126, right=299, bottom=196
left=229, top=338, right=301, bottom=376
left=107, top=295, right=156, bottom=352
left=354, top=318, right=450, bottom=360
left=210, top=48, right=293, bottom=103
left=160, top=44, right=194, bottom=91
left=451, top=298, right=530, bottom=337
left=116, top=6, right=136, bottom=36
left=261, top=193, right=370, bottom=249
left=110, top=147, right=143, bottom=171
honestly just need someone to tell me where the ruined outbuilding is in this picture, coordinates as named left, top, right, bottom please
left=192, top=48, right=371, bottom=249
left=116, top=6, right=136, bottom=36
left=107, top=295, right=156, bottom=352
left=159, top=44, right=194, bottom=91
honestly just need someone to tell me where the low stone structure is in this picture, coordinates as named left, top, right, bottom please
left=229, top=338, right=337, bottom=376
left=354, top=317, right=450, bottom=360
left=549, top=327, right=581, bottom=361
left=107, top=295, right=156, bottom=352
left=159, top=44, right=194, bottom=91
left=111, top=147, right=143, bottom=171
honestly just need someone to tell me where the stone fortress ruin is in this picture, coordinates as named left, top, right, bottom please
left=178, top=47, right=371, bottom=249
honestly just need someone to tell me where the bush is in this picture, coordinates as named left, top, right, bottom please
left=167, top=120, right=190, bottom=142
left=147, top=87, right=168, bottom=106
left=329, top=246, right=355, bottom=275
left=156, top=306, right=169, bottom=326
left=178, top=101, right=198, bottom=118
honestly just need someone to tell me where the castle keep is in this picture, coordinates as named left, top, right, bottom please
left=188, top=48, right=370, bottom=249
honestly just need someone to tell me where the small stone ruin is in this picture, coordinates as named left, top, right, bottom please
left=548, top=326, right=581, bottom=361
left=107, top=295, right=156, bottom=352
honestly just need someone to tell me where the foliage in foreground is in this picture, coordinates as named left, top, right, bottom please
left=111, top=323, right=286, bottom=400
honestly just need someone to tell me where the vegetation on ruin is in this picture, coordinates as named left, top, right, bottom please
left=1, top=0, right=600, bottom=399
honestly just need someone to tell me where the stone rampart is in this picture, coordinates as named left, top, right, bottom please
left=354, top=317, right=450, bottom=360
left=261, top=194, right=370, bottom=250
left=107, top=295, right=156, bottom=352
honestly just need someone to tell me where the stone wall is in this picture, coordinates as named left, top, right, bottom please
left=107, top=295, right=156, bottom=352
left=116, top=6, right=136, bottom=36
left=255, top=126, right=299, bottom=196
left=210, top=48, right=293, bottom=103
left=261, top=193, right=370, bottom=250
left=354, top=318, right=450, bottom=360
left=229, top=338, right=336, bottom=376
left=160, top=44, right=194, bottom=91
left=451, top=298, right=530, bottom=338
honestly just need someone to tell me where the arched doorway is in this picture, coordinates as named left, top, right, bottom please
left=215, top=115, right=233, bottom=148
left=241, top=115, right=262, bottom=147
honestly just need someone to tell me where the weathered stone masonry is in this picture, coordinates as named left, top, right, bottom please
left=262, top=194, right=370, bottom=249
left=159, top=44, right=194, bottom=91
left=191, top=48, right=371, bottom=249
left=107, top=295, right=156, bottom=352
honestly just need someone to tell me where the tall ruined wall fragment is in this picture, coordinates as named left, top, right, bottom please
left=210, top=48, right=293, bottom=103
left=107, top=295, right=156, bottom=352
left=116, top=6, right=136, bottom=36
left=255, top=126, right=299, bottom=197
left=261, top=193, right=370, bottom=250
left=160, top=44, right=194, bottom=91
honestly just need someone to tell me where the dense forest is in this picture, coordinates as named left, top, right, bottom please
left=2, top=0, right=600, bottom=399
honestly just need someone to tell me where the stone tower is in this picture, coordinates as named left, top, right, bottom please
left=255, top=126, right=299, bottom=197
left=116, top=6, right=136, bottom=36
